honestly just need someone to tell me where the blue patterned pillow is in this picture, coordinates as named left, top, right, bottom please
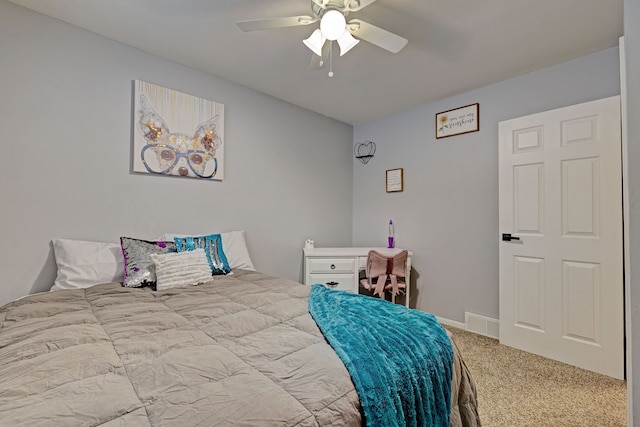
left=173, top=234, right=232, bottom=275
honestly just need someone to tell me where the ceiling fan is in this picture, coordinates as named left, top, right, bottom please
left=237, top=0, right=408, bottom=76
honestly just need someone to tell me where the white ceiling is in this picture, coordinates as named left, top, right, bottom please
left=9, top=0, right=623, bottom=124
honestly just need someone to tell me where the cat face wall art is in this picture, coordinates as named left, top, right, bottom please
left=133, top=80, right=224, bottom=180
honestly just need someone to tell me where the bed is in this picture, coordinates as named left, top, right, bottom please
left=0, top=235, right=480, bottom=426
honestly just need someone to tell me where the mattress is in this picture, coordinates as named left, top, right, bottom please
left=0, top=269, right=479, bottom=426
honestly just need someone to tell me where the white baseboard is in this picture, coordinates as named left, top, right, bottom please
left=436, top=316, right=465, bottom=330
left=437, top=312, right=500, bottom=340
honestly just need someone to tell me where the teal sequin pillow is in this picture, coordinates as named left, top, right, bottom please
left=174, top=234, right=232, bottom=275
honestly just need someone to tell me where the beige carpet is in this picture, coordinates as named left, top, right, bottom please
left=446, top=327, right=627, bottom=427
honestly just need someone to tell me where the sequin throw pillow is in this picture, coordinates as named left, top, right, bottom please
left=173, top=234, right=232, bottom=275
left=120, top=237, right=177, bottom=287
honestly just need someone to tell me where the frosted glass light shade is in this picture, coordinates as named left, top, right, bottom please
left=303, top=28, right=325, bottom=56
left=320, top=10, right=346, bottom=41
left=337, top=31, right=359, bottom=56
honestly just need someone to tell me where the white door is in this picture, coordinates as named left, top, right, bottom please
left=498, top=96, right=624, bottom=379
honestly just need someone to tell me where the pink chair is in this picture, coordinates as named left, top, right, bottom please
left=360, top=250, right=409, bottom=306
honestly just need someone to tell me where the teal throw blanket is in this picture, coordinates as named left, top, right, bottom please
left=308, top=285, right=453, bottom=427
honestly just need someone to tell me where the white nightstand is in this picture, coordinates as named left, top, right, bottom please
left=303, top=247, right=412, bottom=307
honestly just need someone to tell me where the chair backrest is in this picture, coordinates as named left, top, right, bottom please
left=389, top=250, right=408, bottom=278
left=365, top=250, right=408, bottom=280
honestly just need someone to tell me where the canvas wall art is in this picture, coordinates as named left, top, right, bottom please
left=133, top=80, right=224, bottom=180
left=435, top=103, right=479, bottom=139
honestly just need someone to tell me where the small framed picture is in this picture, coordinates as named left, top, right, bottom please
left=436, top=103, right=479, bottom=139
left=386, top=168, right=404, bottom=193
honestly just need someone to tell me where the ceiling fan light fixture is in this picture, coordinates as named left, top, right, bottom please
left=337, top=31, right=359, bottom=56
left=303, top=28, right=326, bottom=56
left=320, top=10, right=346, bottom=41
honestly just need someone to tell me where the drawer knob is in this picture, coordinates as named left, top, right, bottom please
left=330, top=264, right=336, bottom=269
left=326, top=281, right=339, bottom=288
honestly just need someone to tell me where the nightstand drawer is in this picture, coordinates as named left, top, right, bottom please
left=307, top=258, right=356, bottom=274
left=308, top=273, right=354, bottom=293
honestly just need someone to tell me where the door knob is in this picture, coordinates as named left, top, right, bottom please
left=502, top=233, right=521, bottom=242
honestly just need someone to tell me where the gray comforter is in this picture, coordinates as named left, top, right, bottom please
left=0, top=270, right=479, bottom=426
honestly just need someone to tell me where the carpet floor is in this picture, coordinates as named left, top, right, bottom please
left=446, top=326, right=627, bottom=426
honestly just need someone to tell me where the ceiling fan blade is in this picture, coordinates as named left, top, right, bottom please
left=237, top=16, right=317, bottom=32
left=311, top=0, right=329, bottom=9
left=347, top=19, right=408, bottom=53
left=344, top=0, right=377, bottom=12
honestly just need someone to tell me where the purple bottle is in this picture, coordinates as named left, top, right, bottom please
left=388, top=220, right=394, bottom=248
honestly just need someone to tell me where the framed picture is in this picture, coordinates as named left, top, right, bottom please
left=436, top=103, right=479, bottom=139
left=386, top=168, right=404, bottom=193
left=133, top=80, right=225, bottom=180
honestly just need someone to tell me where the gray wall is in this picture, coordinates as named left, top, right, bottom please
left=352, top=47, right=621, bottom=322
left=0, top=1, right=354, bottom=306
left=623, top=0, right=639, bottom=423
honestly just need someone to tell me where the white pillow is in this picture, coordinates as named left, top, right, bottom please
left=162, top=230, right=255, bottom=271
left=51, top=239, right=124, bottom=290
left=149, top=249, right=213, bottom=290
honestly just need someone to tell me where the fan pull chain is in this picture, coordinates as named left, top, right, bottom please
left=328, top=41, right=334, bottom=77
